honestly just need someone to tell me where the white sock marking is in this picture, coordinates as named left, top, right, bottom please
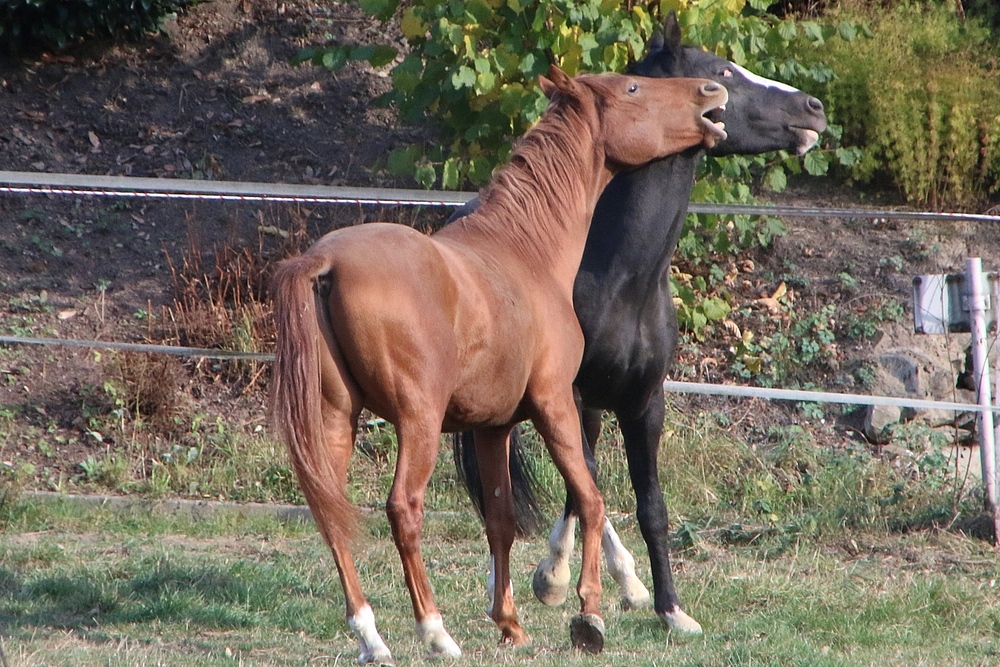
left=416, top=614, right=462, bottom=657
left=601, top=517, right=650, bottom=608
left=348, top=604, right=392, bottom=664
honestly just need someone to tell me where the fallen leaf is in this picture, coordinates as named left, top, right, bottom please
left=756, top=281, right=788, bottom=314
left=17, top=109, right=47, bottom=122
left=88, top=130, right=102, bottom=153
left=57, top=309, right=78, bottom=320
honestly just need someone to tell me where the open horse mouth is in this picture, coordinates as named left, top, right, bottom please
left=701, top=104, right=728, bottom=144
left=791, top=127, right=821, bottom=155
left=695, top=82, right=728, bottom=147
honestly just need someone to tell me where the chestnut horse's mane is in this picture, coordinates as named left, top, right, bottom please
left=453, top=83, right=600, bottom=256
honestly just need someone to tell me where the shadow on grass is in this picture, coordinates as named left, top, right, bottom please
left=0, top=558, right=330, bottom=636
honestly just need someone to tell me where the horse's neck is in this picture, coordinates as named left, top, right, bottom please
left=445, top=116, right=611, bottom=292
left=580, top=151, right=701, bottom=287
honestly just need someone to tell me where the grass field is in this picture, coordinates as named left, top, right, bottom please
left=3, top=457, right=1000, bottom=666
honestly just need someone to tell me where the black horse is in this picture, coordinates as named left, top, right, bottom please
left=452, top=12, right=827, bottom=634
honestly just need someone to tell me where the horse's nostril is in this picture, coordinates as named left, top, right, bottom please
left=701, top=82, right=721, bottom=94
left=808, top=96, right=824, bottom=113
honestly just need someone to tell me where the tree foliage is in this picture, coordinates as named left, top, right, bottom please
left=295, top=0, right=846, bottom=192
left=293, top=0, right=861, bottom=337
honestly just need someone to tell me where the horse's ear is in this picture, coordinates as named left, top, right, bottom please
left=647, top=30, right=664, bottom=56
left=660, top=10, right=682, bottom=54
left=541, top=65, right=575, bottom=98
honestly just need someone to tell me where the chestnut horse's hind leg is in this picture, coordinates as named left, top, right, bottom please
left=528, top=392, right=606, bottom=654
left=308, top=310, right=394, bottom=664
left=387, top=417, right=462, bottom=658
left=474, top=426, right=530, bottom=646
left=309, top=410, right=394, bottom=664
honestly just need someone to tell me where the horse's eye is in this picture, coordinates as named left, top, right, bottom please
left=722, top=69, right=733, bottom=78
left=628, top=83, right=639, bottom=93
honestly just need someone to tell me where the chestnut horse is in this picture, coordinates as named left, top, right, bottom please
left=271, top=65, right=728, bottom=662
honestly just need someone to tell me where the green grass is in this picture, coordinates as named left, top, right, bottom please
left=2, top=500, right=999, bottom=666
left=3, top=401, right=997, bottom=665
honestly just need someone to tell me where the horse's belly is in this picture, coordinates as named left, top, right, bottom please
left=443, top=357, right=531, bottom=430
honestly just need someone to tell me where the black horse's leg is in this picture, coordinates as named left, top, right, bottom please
left=619, top=389, right=702, bottom=633
left=531, top=396, right=599, bottom=606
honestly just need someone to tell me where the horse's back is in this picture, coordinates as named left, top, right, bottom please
left=311, top=222, right=537, bottom=428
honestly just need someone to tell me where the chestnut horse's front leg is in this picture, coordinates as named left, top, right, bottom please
left=528, top=390, right=606, bottom=654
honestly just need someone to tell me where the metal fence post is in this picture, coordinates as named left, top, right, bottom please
left=966, top=258, right=999, bottom=546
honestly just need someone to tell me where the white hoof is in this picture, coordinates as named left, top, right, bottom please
left=619, top=578, right=651, bottom=611
left=417, top=615, right=463, bottom=658
left=357, top=646, right=394, bottom=665
left=532, top=556, right=571, bottom=606
left=660, top=607, right=703, bottom=635
left=349, top=605, right=394, bottom=664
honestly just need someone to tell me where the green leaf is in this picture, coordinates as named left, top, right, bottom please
left=803, top=151, right=830, bottom=176
left=837, top=21, right=857, bottom=42
left=358, top=0, right=398, bottom=21
left=451, top=65, right=477, bottom=89
left=475, top=69, right=497, bottom=94
left=468, top=157, right=495, bottom=186
left=777, top=19, right=797, bottom=41
left=290, top=46, right=317, bottom=67
left=835, top=147, right=861, bottom=167
left=387, top=147, right=421, bottom=177
left=321, top=48, right=348, bottom=71
left=441, top=158, right=462, bottom=190
left=765, top=166, right=787, bottom=192
left=801, top=21, right=823, bottom=43
left=701, top=297, right=731, bottom=322
left=366, top=44, right=398, bottom=67
left=729, top=40, right=746, bottom=66
left=414, top=162, right=438, bottom=189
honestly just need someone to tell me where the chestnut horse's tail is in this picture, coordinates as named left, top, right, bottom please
left=271, top=254, right=357, bottom=547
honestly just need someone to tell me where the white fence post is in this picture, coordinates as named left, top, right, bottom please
left=966, top=258, right=999, bottom=547
left=993, top=270, right=1000, bottom=504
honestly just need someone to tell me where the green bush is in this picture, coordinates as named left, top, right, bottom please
left=296, top=0, right=842, bottom=193
left=0, top=0, right=186, bottom=51
left=814, top=1, right=1000, bottom=208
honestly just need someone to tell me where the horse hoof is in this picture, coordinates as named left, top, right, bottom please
left=619, top=580, right=651, bottom=611
left=569, top=614, right=605, bottom=654
left=532, top=558, right=570, bottom=606
left=660, top=607, right=703, bottom=635
left=500, top=624, right=532, bottom=647
left=417, top=616, right=463, bottom=658
left=426, top=633, right=462, bottom=658
left=358, top=647, right=394, bottom=665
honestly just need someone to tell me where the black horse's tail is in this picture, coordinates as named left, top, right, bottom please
left=452, top=426, right=548, bottom=538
